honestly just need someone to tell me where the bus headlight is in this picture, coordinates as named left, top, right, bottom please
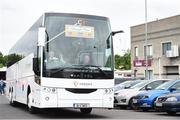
left=104, top=88, right=113, bottom=94
left=42, top=87, right=57, bottom=94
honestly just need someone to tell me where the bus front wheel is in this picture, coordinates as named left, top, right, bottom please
left=80, top=108, right=92, bottom=114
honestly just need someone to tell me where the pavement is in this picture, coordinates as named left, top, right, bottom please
left=0, top=95, right=179, bottom=120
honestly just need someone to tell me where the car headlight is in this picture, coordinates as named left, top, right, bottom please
left=166, top=97, right=177, bottom=102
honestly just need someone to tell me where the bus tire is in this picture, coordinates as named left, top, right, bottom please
left=80, top=108, right=92, bottom=114
left=27, top=93, right=38, bottom=114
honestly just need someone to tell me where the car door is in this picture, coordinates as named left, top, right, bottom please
left=169, top=81, right=180, bottom=93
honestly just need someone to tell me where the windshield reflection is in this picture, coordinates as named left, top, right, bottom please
left=43, top=14, right=113, bottom=79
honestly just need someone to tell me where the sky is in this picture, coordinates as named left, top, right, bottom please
left=0, top=0, right=180, bottom=55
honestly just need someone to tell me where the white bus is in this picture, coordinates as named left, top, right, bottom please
left=6, top=13, right=120, bottom=114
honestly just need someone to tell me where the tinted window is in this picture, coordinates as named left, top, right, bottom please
left=170, top=82, right=180, bottom=90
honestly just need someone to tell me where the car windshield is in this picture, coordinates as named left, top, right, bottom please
left=155, top=81, right=173, bottom=90
left=114, top=81, right=132, bottom=89
left=114, top=80, right=142, bottom=91
left=130, top=81, right=148, bottom=89
left=130, top=80, right=142, bottom=87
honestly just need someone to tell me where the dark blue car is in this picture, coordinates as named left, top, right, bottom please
left=155, top=92, right=180, bottom=115
left=133, top=80, right=180, bottom=111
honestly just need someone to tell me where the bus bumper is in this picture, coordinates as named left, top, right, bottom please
left=37, top=88, right=113, bottom=108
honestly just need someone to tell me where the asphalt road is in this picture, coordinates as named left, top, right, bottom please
left=0, top=95, right=179, bottom=120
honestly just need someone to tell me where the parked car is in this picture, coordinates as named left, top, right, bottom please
left=114, top=79, right=170, bottom=109
left=114, top=80, right=142, bottom=92
left=133, top=79, right=180, bottom=111
left=155, top=92, right=180, bottom=115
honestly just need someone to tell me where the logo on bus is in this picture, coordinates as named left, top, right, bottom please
left=73, top=81, right=92, bottom=87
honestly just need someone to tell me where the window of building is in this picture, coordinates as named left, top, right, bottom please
left=145, top=70, right=153, bottom=80
left=144, top=45, right=153, bottom=58
left=134, top=47, right=138, bottom=58
left=162, top=42, right=171, bottom=55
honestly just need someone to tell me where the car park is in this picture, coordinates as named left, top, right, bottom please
left=114, top=79, right=169, bottom=109
left=114, top=80, right=142, bottom=92
left=155, top=92, right=180, bottom=115
left=133, top=79, right=180, bottom=111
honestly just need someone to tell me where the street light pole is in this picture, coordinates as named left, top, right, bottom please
left=145, top=0, right=148, bottom=80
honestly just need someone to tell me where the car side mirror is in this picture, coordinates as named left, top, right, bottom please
left=33, top=58, right=40, bottom=75
left=169, top=88, right=176, bottom=92
left=124, top=85, right=130, bottom=89
left=146, top=86, right=152, bottom=90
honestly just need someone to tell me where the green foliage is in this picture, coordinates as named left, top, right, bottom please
left=115, top=50, right=131, bottom=70
left=6, top=54, right=23, bottom=67
left=0, top=52, right=6, bottom=68
left=0, top=52, right=23, bottom=68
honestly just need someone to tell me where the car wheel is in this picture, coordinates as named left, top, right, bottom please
left=167, top=111, right=176, bottom=115
left=129, top=98, right=138, bottom=110
left=80, top=108, right=92, bottom=114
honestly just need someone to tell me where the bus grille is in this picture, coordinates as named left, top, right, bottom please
left=65, top=88, right=97, bottom=94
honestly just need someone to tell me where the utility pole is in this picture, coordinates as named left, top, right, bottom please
left=145, top=0, right=149, bottom=80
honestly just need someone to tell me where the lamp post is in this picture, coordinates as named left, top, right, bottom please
left=145, top=0, right=149, bottom=80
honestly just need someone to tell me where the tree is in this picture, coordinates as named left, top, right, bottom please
left=115, top=50, right=131, bottom=70
left=0, top=52, right=6, bottom=68
left=0, top=51, right=23, bottom=68
left=123, top=50, right=131, bottom=70
left=115, top=54, right=121, bottom=69
left=6, top=54, right=23, bottom=67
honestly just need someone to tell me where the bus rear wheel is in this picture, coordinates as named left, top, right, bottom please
left=80, top=108, right=92, bottom=114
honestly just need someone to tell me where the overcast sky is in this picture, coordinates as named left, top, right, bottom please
left=0, top=0, right=180, bottom=55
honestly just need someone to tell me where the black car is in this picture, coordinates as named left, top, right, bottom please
left=155, top=92, right=180, bottom=115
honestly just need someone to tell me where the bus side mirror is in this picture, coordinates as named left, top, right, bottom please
left=33, top=58, right=40, bottom=75
left=38, top=27, right=46, bottom=47
left=111, top=30, right=124, bottom=36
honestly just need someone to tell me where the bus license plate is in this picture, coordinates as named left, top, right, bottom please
left=73, top=103, right=90, bottom=108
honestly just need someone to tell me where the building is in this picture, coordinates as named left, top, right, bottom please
left=131, top=15, right=180, bottom=79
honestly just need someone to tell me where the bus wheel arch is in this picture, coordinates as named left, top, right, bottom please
left=27, top=86, right=38, bottom=114
left=9, top=87, right=17, bottom=106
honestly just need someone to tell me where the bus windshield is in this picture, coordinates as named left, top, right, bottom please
left=43, top=14, right=113, bottom=79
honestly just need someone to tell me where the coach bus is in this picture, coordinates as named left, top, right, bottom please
left=6, top=12, right=120, bottom=114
